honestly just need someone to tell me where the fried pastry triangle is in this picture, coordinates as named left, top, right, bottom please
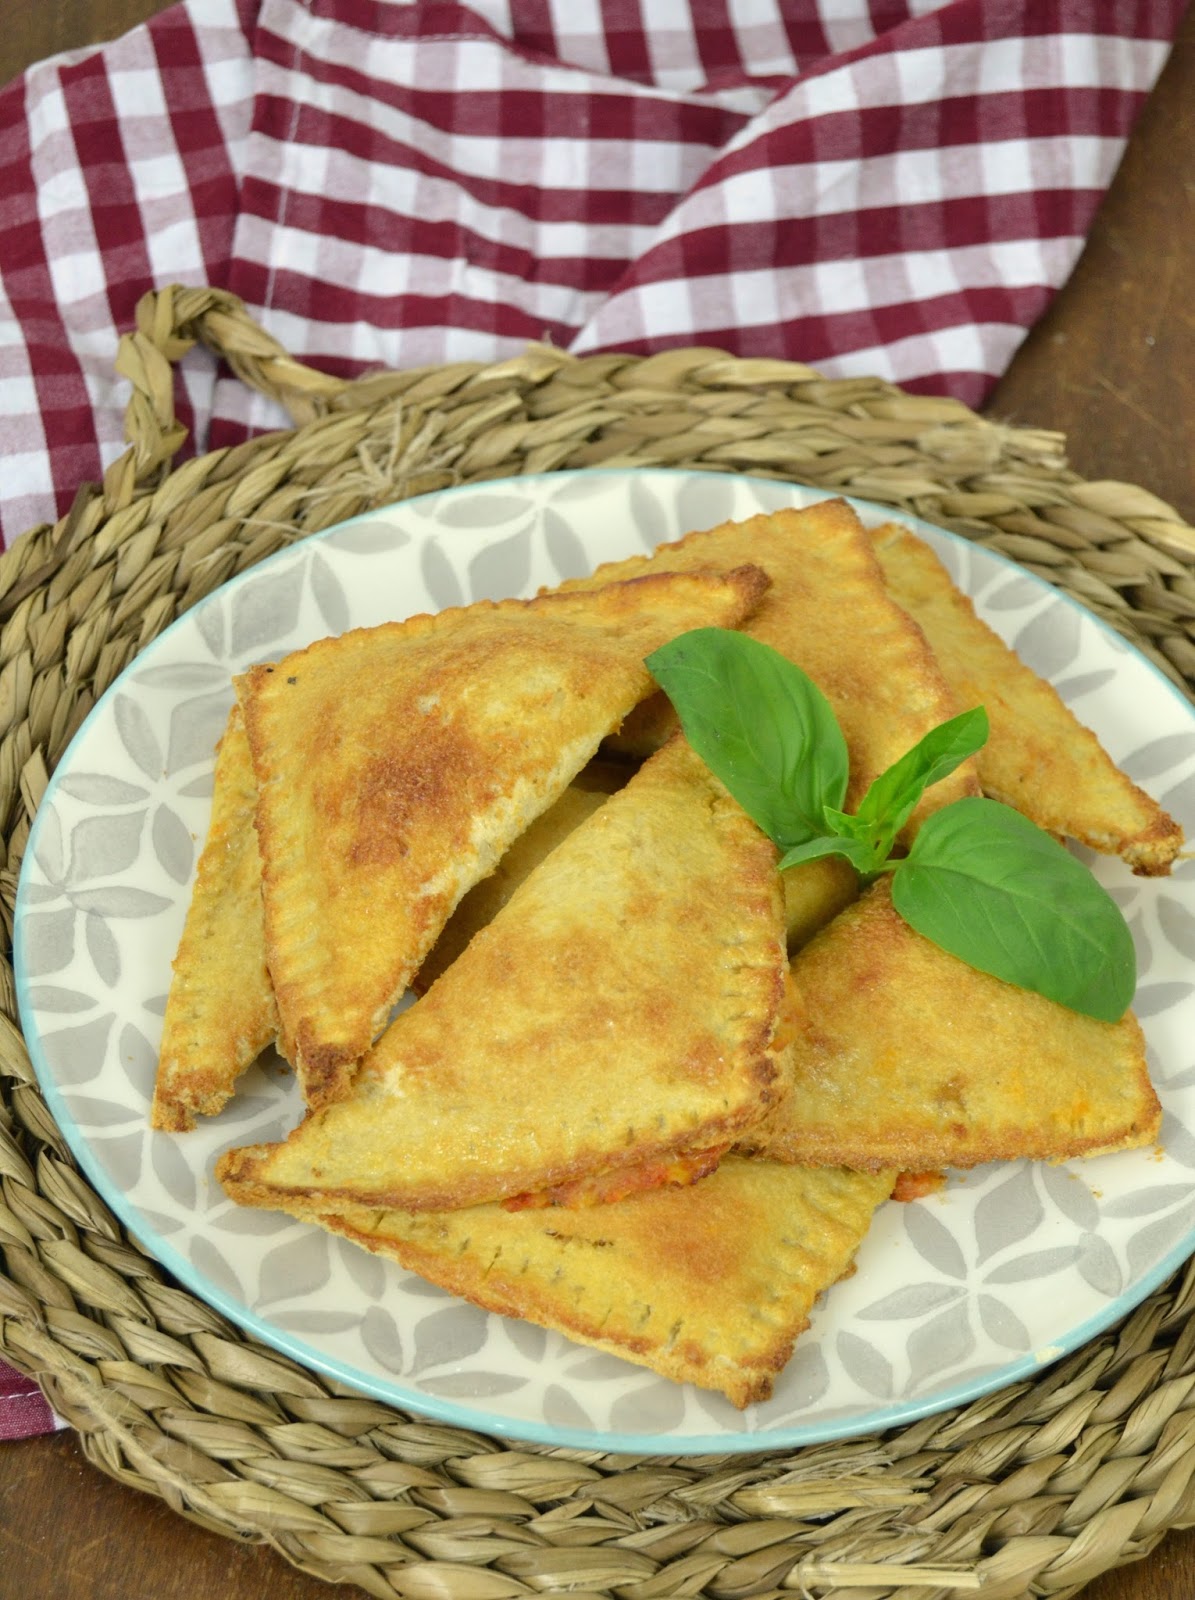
left=237, top=565, right=768, bottom=1107
left=217, top=736, right=787, bottom=1213
left=415, top=776, right=857, bottom=995
left=151, top=704, right=279, bottom=1131
left=741, top=878, right=1161, bottom=1172
left=554, top=500, right=980, bottom=828
left=267, top=1159, right=895, bottom=1408
left=871, top=521, right=1183, bottom=874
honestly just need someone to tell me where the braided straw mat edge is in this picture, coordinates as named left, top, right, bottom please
left=4, top=285, right=1195, bottom=1600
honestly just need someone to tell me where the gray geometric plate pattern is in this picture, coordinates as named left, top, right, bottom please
left=14, top=469, right=1195, bottom=1453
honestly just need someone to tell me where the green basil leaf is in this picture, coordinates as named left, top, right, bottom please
left=646, top=629, right=848, bottom=850
left=853, top=706, right=989, bottom=852
left=817, top=807, right=886, bottom=875
left=777, top=834, right=874, bottom=875
left=821, top=807, right=873, bottom=841
left=891, top=796, right=1136, bottom=1021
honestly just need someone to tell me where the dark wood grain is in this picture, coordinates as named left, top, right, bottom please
left=1, top=7, right=1194, bottom=1600
left=0, top=0, right=161, bottom=84
left=988, top=8, right=1195, bottom=524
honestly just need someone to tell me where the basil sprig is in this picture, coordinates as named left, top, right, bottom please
left=646, top=628, right=1136, bottom=1023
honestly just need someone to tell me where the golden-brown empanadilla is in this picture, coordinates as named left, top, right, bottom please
left=283, top=1159, right=895, bottom=1408
left=741, top=878, right=1161, bottom=1172
left=217, top=737, right=787, bottom=1213
left=151, top=705, right=279, bottom=1131
left=871, top=521, right=1183, bottom=875
left=237, top=565, right=768, bottom=1107
left=553, top=500, right=979, bottom=829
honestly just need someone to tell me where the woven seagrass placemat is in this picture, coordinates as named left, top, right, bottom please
left=4, top=284, right=1195, bottom=1600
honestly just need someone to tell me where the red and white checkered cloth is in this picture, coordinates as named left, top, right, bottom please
left=0, top=0, right=1185, bottom=551
left=0, top=0, right=1186, bottom=1431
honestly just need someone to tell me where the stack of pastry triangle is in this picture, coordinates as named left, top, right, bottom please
left=216, top=736, right=789, bottom=1213
left=150, top=562, right=769, bottom=1127
left=153, top=496, right=1183, bottom=1407
left=215, top=732, right=898, bottom=1407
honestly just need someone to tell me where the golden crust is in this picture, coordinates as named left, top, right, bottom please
left=871, top=522, right=1184, bottom=874
left=217, top=736, right=788, bottom=1213
left=151, top=705, right=279, bottom=1132
left=237, top=565, right=769, bottom=1108
left=417, top=784, right=860, bottom=996
left=782, top=855, right=860, bottom=953
left=742, top=879, right=1161, bottom=1172
left=554, top=501, right=979, bottom=828
left=263, top=1158, right=895, bottom=1408
left=413, top=784, right=613, bottom=993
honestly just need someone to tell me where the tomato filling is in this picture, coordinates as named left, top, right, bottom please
left=891, top=1169, right=947, bottom=1202
left=502, top=1144, right=729, bottom=1211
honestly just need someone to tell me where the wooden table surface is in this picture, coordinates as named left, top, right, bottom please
left=2, top=6, right=1195, bottom=1599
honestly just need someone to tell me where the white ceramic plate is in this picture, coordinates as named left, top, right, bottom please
left=14, top=469, right=1195, bottom=1453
